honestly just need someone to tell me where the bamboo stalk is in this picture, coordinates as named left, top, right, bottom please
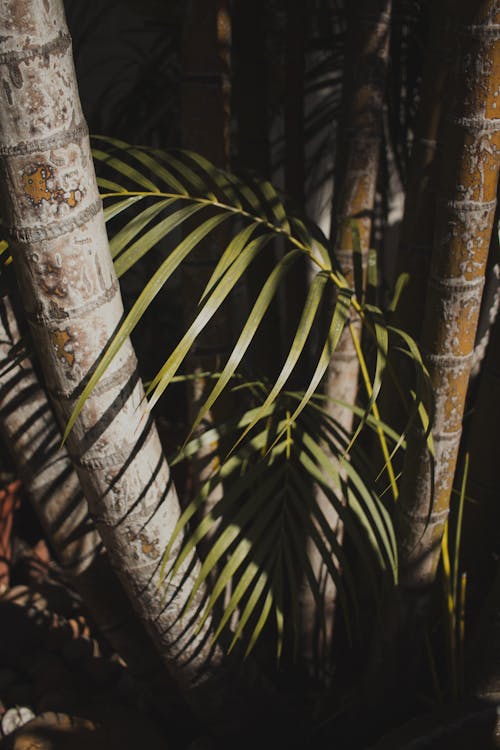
left=327, top=0, right=391, bottom=433
left=299, top=0, right=391, bottom=681
left=397, top=0, right=500, bottom=590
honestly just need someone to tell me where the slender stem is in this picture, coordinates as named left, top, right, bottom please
left=349, top=322, right=399, bottom=501
left=453, top=453, right=468, bottom=606
left=441, top=522, right=457, bottom=698
left=458, top=572, right=466, bottom=697
left=101, top=190, right=348, bottom=289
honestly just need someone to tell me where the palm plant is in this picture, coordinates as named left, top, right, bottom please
left=73, top=136, right=417, bottom=662
left=0, top=0, right=426, bottom=718
left=3, top=0, right=500, bottom=747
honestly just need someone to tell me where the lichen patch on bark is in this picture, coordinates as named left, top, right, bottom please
left=21, top=162, right=80, bottom=209
left=51, top=327, right=74, bottom=366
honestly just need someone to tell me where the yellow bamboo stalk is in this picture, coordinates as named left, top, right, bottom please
left=397, top=0, right=500, bottom=590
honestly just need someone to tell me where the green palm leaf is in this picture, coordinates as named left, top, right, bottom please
left=62, top=211, right=230, bottom=442
left=146, top=232, right=274, bottom=411
left=189, top=248, right=305, bottom=439
left=160, top=395, right=396, bottom=657
left=58, top=139, right=433, bottom=659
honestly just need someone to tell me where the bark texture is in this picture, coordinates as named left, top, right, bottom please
left=0, top=291, right=165, bottom=676
left=0, top=296, right=101, bottom=576
left=327, top=0, right=391, bottom=432
left=0, top=0, right=239, bottom=725
left=299, top=0, right=391, bottom=679
left=397, top=0, right=500, bottom=589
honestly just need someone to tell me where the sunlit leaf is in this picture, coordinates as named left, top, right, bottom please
left=190, top=249, right=305, bottom=438
left=93, top=148, right=159, bottom=192
left=146, top=233, right=273, bottom=411
left=110, top=198, right=175, bottom=259
left=230, top=271, right=331, bottom=452
left=114, top=201, right=206, bottom=275
left=63, top=212, right=230, bottom=443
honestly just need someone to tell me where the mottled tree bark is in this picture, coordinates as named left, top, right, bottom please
left=0, top=0, right=241, bottom=727
left=0, top=291, right=162, bottom=676
left=397, top=0, right=500, bottom=590
left=327, top=0, right=391, bottom=433
left=299, top=0, right=391, bottom=679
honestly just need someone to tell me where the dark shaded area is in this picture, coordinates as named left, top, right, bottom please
left=65, top=0, right=181, bottom=147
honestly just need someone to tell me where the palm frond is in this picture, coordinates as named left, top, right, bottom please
left=46, top=138, right=433, bottom=657
left=160, top=392, right=395, bottom=657
left=65, top=138, right=359, bottom=437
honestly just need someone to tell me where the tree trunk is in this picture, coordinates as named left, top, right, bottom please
left=298, top=0, right=391, bottom=680
left=327, top=0, right=391, bottom=433
left=397, top=0, right=500, bottom=590
left=0, top=290, right=166, bottom=677
left=0, top=0, right=243, bottom=728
